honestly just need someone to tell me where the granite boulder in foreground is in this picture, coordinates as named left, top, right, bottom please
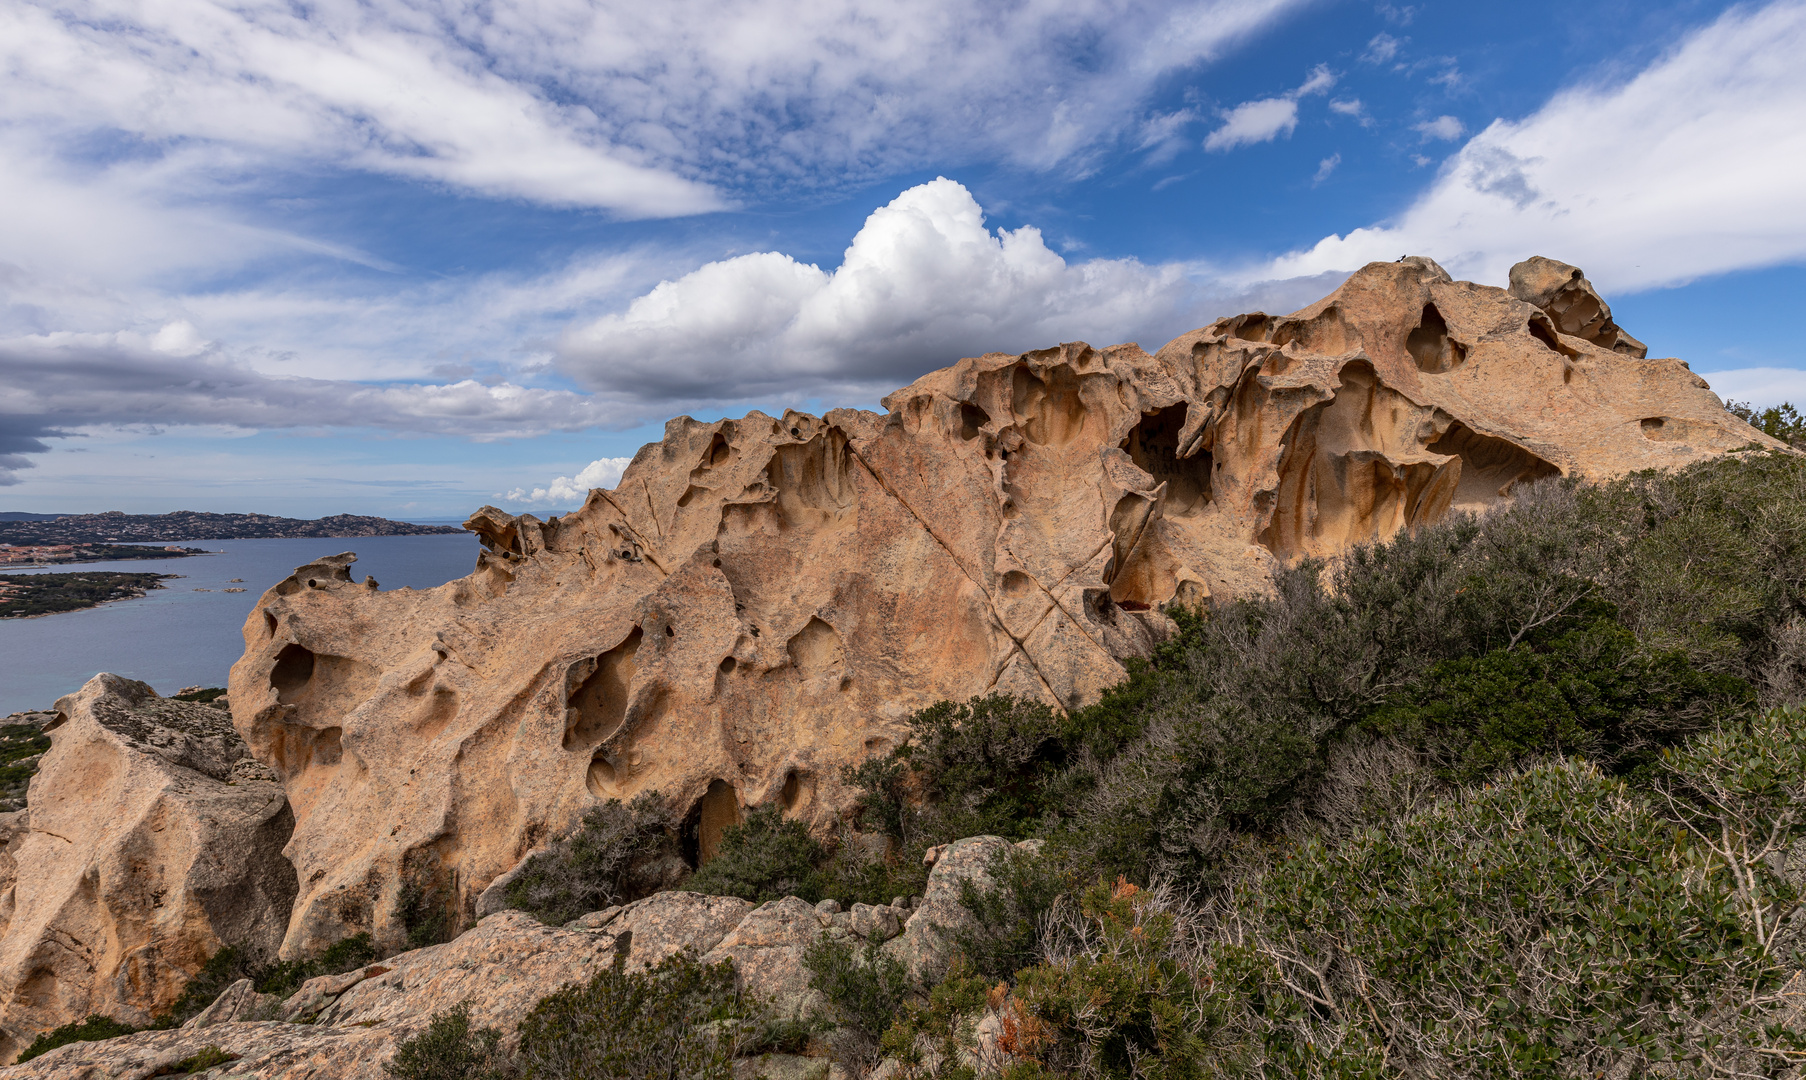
left=0, top=676, right=297, bottom=1063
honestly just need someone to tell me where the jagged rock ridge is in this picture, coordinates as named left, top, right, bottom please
left=227, top=255, right=1779, bottom=959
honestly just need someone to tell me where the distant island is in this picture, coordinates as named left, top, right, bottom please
left=0, top=511, right=462, bottom=546
left=0, top=543, right=213, bottom=567
left=0, top=571, right=175, bottom=619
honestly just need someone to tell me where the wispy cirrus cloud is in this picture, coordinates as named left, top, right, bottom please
left=1269, top=0, right=1806, bottom=292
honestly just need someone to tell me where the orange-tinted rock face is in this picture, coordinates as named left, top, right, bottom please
left=227, top=256, right=1779, bottom=956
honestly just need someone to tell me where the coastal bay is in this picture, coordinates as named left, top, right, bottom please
left=0, top=534, right=479, bottom=714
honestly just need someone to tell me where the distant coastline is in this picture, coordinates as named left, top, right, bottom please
left=0, top=510, right=462, bottom=548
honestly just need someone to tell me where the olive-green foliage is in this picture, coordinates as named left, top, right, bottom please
left=515, top=951, right=754, bottom=1080
left=14, top=1014, right=139, bottom=1064
left=398, top=879, right=454, bottom=950
left=905, top=695, right=1063, bottom=839
left=1205, top=709, right=1806, bottom=1077
left=954, top=846, right=1073, bottom=984
left=1578, top=453, right=1806, bottom=699
left=802, top=935, right=913, bottom=1067
left=0, top=722, right=50, bottom=808
left=1007, top=881, right=1219, bottom=1080
left=879, top=956, right=992, bottom=1080
left=385, top=1003, right=510, bottom=1080
left=165, top=1044, right=238, bottom=1074
left=683, top=804, right=825, bottom=904
left=1366, top=600, right=1752, bottom=782
left=169, top=687, right=228, bottom=703
left=253, top=932, right=379, bottom=998
left=507, top=792, right=680, bottom=926
left=1727, top=399, right=1806, bottom=447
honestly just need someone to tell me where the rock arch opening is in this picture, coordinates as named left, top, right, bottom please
left=1407, top=303, right=1466, bottom=374
left=271, top=644, right=315, bottom=701
left=563, top=627, right=642, bottom=751
left=685, top=779, right=742, bottom=866
left=1121, top=404, right=1211, bottom=515
left=1424, top=421, right=1561, bottom=512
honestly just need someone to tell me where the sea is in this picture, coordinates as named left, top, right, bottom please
left=0, top=533, right=481, bottom=715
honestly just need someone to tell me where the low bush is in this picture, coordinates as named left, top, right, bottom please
left=507, top=792, right=681, bottom=926
left=802, top=936, right=913, bottom=1069
left=515, top=950, right=756, bottom=1080
left=1007, top=880, right=1220, bottom=1080
left=157, top=1045, right=238, bottom=1075
left=385, top=1002, right=510, bottom=1080
left=14, top=1014, right=140, bottom=1064
left=1207, top=707, right=1806, bottom=1076
left=953, top=846, right=1072, bottom=984
left=253, top=932, right=379, bottom=997
left=683, top=804, right=824, bottom=904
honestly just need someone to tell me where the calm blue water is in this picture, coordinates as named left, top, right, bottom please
left=0, top=534, right=480, bottom=714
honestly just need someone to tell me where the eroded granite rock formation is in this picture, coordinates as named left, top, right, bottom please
left=227, top=256, right=1781, bottom=956
left=0, top=676, right=296, bottom=1063
left=0, top=866, right=955, bottom=1079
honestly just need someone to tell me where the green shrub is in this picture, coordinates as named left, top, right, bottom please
left=1206, top=709, right=1806, bottom=1076
left=1366, top=602, right=1752, bottom=781
left=802, top=935, right=913, bottom=1068
left=954, top=845, right=1073, bottom=984
left=385, top=1002, right=509, bottom=1080
left=683, top=804, right=824, bottom=904
left=507, top=792, right=681, bottom=926
left=159, top=1044, right=238, bottom=1074
left=1007, top=880, right=1220, bottom=1080
left=515, top=950, right=754, bottom=1080
left=15, top=1014, right=139, bottom=1064
left=905, top=695, right=1063, bottom=839
left=254, top=932, right=379, bottom=997
left=878, top=956, right=992, bottom=1080
left=1727, top=398, right=1806, bottom=447
left=398, top=880, right=453, bottom=950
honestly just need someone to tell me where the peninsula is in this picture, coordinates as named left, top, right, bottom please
left=0, top=511, right=460, bottom=546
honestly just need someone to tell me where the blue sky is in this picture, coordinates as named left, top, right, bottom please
left=2, top=0, right=1803, bottom=518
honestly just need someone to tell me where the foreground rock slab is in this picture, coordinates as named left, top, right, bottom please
left=228, top=256, right=1784, bottom=953
left=0, top=878, right=964, bottom=1079
left=0, top=675, right=296, bottom=1063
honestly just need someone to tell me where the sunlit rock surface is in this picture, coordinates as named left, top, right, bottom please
left=227, top=256, right=1779, bottom=956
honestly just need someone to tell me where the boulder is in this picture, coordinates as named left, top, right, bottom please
left=0, top=675, right=297, bottom=1063
left=226, top=257, right=1782, bottom=950
left=603, top=891, right=756, bottom=970
left=700, top=897, right=829, bottom=1018
left=883, top=836, right=1014, bottom=987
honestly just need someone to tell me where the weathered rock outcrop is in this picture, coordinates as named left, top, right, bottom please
left=0, top=676, right=296, bottom=1063
left=227, top=256, right=1782, bottom=955
left=0, top=874, right=955, bottom=1079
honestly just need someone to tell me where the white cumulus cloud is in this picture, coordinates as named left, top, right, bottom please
left=1269, top=0, right=1806, bottom=292
left=504, top=457, right=635, bottom=506
left=558, top=178, right=1212, bottom=404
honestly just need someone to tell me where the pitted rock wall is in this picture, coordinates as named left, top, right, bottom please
left=227, top=256, right=1781, bottom=957
left=0, top=676, right=297, bottom=1062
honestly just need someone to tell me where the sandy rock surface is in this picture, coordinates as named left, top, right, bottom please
left=0, top=675, right=297, bottom=1063
left=0, top=883, right=943, bottom=1078
left=226, top=256, right=1781, bottom=954
left=883, top=836, right=1015, bottom=987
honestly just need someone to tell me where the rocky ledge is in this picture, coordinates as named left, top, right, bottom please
left=0, top=836, right=1017, bottom=1079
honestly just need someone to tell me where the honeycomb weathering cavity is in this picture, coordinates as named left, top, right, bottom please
left=227, top=255, right=1780, bottom=957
